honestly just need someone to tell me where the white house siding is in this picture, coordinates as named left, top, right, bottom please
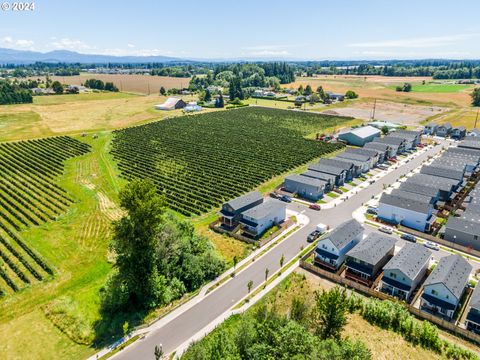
left=381, top=269, right=413, bottom=300
left=377, top=203, right=431, bottom=232
left=421, top=283, right=458, bottom=318
left=242, top=207, right=286, bottom=237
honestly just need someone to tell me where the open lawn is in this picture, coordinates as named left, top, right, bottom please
left=0, top=93, right=201, bottom=142
left=410, top=83, right=473, bottom=93
left=427, top=107, right=480, bottom=129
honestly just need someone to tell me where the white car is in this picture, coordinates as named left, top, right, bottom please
left=424, top=241, right=440, bottom=251
left=379, top=226, right=393, bottom=234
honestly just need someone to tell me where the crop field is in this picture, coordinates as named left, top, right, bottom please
left=32, top=73, right=191, bottom=94
left=409, top=83, right=472, bottom=93
left=111, top=107, right=347, bottom=215
left=0, top=136, right=90, bottom=296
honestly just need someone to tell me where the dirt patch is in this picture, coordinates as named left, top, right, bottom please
left=97, top=192, right=124, bottom=221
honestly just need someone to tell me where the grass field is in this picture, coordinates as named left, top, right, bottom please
left=410, top=83, right=473, bottom=93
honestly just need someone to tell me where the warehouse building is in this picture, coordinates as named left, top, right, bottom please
left=337, top=126, right=381, bottom=147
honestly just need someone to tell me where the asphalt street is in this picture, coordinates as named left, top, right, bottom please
left=114, top=141, right=447, bottom=359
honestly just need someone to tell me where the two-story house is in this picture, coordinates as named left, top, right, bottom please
left=314, top=219, right=364, bottom=271
left=421, top=254, right=472, bottom=320
left=451, top=126, right=467, bottom=140
left=424, top=123, right=438, bottom=135
left=436, top=123, right=453, bottom=137
left=466, top=284, right=480, bottom=333
left=219, top=191, right=263, bottom=228
left=381, top=243, right=432, bottom=301
left=308, top=163, right=347, bottom=187
left=240, top=199, right=286, bottom=239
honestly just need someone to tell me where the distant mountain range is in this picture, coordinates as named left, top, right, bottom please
left=0, top=47, right=182, bottom=64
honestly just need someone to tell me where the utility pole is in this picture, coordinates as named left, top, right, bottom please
left=475, top=107, right=479, bottom=129
left=371, top=98, right=377, bottom=120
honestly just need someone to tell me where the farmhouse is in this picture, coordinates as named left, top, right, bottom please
left=301, top=171, right=335, bottom=192
left=380, top=243, right=432, bottom=301
left=314, top=219, right=363, bottom=270
left=284, top=174, right=326, bottom=201
left=466, top=284, right=480, bottom=333
left=219, top=191, right=263, bottom=228
left=326, top=91, right=345, bottom=101
left=424, top=123, right=438, bottom=135
left=337, top=126, right=381, bottom=147
left=155, top=97, right=187, bottom=110
left=308, top=163, right=347, bottom=186
left=436, top=123, right=453, bottom=137
left=240, top=200, right=286, bottom=238
left=377, top=191, right=435, bottom=232
left=345, top=232, right=396, bottom=286
left=451, top=126, right=467, bottom=140
left=184, top=102, right=203, bottom=112
left=420, top=254, right=471, bottom=320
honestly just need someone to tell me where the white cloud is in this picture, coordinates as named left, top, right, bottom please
left=241, top=44, right=292, bottom=57
left=50, top=38, right=92, bottom=51
left=348, top=34, right=480, bottom=48
left=1, top=36, right=34, bottom=49
left=127, top=43, right=135, bottom=48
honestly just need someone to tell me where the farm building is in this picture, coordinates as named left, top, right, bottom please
left=219, top=191, right=263, bottom=228
left=424, top=123, right=438, bottom=135
left=420, top=254, right=471, bottom=320
left=240, top=200, right=286, bottom=239
left=377, top=191, right=435, bottom=232
left=314, top=219, right=363, bottom=270
left=436, top=123, right=453, bottom=137
left=451, top=126, right=467, bottom=140
left=380, top=243, right=432, bottom=301
left=284, top=174, right=326, bottom=201
left=308, top=163, right=347, bottom=186
left=184, top=102, right=203, bottom=112
left=301, top=171, right=335, bottom=192
left=337, top=126, right=381, bottom=147
left=466, top=284, right=480, bottom=333
left=345, top=232, right=396, bottom=286
left=155, top=97, right=187, bottom=110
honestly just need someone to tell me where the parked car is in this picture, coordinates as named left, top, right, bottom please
left=377, top=164, right=389, bottom=170
left=309, top=204, right=321, bottom=211
left=366, top=206, right=378, bottom=215
left=417, top=143, right=425, bottom=148
left=369, top=180, right=375, bottom=184
left=424, top=241, right=440, bottom=251
left=280, top=195, right=292, bottom=203
left=388, top=157, right=397, bottom=163
left=270, top=192, right=280, bottom=199
left=379, top=226, right=393, bottom=234
left=401, top=233, right=416, bottom=243
left=307, top=230, right=321, bottom=243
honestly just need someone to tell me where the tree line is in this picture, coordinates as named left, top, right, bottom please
left=84, top=78, right=119, bottom=92
left=0, top=80, right=32, bottom=104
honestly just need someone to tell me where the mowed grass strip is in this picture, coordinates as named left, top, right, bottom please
left=110, top=107, right=349, bottom=216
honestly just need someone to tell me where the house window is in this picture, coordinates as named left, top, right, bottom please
left=332, top=247, right=335, bottom=251
left=431, top=289, right=438, bottom=296
left=446, top=295, right=449, bottom=299
left=322, top=244, right=327, bottom=249
left=390, top=272, right=396, bottom=279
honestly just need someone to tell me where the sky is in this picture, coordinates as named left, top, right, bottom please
left=1, top=0, right=480, bottom=60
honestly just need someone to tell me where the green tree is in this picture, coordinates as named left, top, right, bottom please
left=280, top=254, right=285, bottom=268
left=345, top=90, right=358, bottom=99
left=247, top=280, right=253, bottom=293
left=204, top=88, right=212, bottom=102
left=154, top=344, right=164, bottom=360
left=264, top=268, right=269, bottom=282
left=159, top=86, right=166, bottom=95
left=298, top=85, right=304, bottom=95
left=290, top=297, right=309, bottom=325
left=122, top=321, right=129, bottom=337
left=215, top=94, right=225, bottom=108
left=304, top=84, right=313, bottom=95
left=403, top=83, right=412, bottom=92
left=472, top=88, right=480, bottom=106
left=311, top=287, right=348, bottom=340
left=381, top=125, right=389, bottom=135
left=310, top=93, right=320, bottom=104
left=51, top=81, right=63, bottom=94
left=111, top=179, right=165, bottom=309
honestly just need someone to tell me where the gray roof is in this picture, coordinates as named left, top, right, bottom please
left=377, top=136, right=405, bottom=146
left=430, top=159, right=467, bottom=171
left=423, top=254, right=471, bottom=300
left=468, top=128, right=480, bottom=136
left=459, top=140, right=480, bottom=150
left=301, top=170, right=335, bottom=183
left=325, top=218, right=364, bottom=250
left=383, top=243, right=432, bottom=280
left=364, top=142, right=390, bottom=152
left=393, top=129, right=422, bottom=137
left=408, top=174, right=458, bottom=191
left=345, top=147, right=379, bottom=158
left=470, top=283, right=480, bottom=311
left=285, top=174, right=326, bottom=188
left=420, top=165, right=464, bottom=181
left=242, top=199, right=286, bottom=221
left=346, top=232, right=396, bottom=266
left=389, top=189, right=435, bottom=205
left=446, top=217, right=480, bottom=236
left=341, top=126, right=381, bottom=139
left=379, top=193, right=432, bottom=214
left=426, top=123, right=437, bottom=128
left=337, top=152, right=371, bottom=163
left=399, top=182, right=440, bottom=199
left=448, top=147, right=480, bottom=158
left=308, top=163, right=345, bottom=176
left=226, top=191, right=262, bottom=211
left=453, top=126, right=466, bottom=132
left=319, top=158, right=354, bottom=171
left=439, top=123, right=453, bottom=130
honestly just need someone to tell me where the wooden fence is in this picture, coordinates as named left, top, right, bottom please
left=300, top=252, right=480, bottom=345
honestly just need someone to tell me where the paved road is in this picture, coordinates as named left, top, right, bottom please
left=114, top=142, right=446, bottom=359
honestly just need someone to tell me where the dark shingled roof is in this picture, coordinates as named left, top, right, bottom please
left=445, top=217, right=480, bottom=236
left=364, top=142, right=390, bottom=152
left=377, top=136, right=405, bottom=146
left=301, top=170, right=335, bottom=183
left=383, top=243, right=431, bottom=280
left=408, top=174, right=459, bottom=192
left=346, top=232, right=396, bottom=266
left=324, top=218, right=364, bottom=250
left=379, top=193, right=432, bottom=214
left=459, top=140, right=480, bottom=150
left=423, top=254, right=472, bottom=300
left=439, top=123, right=453, bottom=130
left=420, top=165, right=464, bottom=181
left=399, top=182, right=440, bottom=199
left=241, top=199, right=286, bottom=221
left=226, top=191, right=262, bottom=212
left=319, top=158, right=354, bottom=171
left=308, top=163, right=345, bottom=176
left=470, top=284, right=480, bottom=311
left=345, top=147, right=380, bottom=158
left=337, top=152, right=371, bottom=163
left=285, top=174, right=327, bottom=188
left=389, top=189, right=435, bottom=205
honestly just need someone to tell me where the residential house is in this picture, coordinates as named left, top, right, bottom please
left=219, top=191, right=263, bottom=228
left=284, top=174, right=326, bottom=201
left=344, top=147, right=380, bottom=167
left=466, top=284, right=480, bottom=333
left=459, top=139, right=480, bottom=151
left=377, top=191, right=435, bottom=232
left=240, top=200, right=286, bottom=239
left=376, top=136, right=407, bottom=154
left=336, top=152, right=372, bottom=172
left=380, top=243, right=432, bottom=301
left=420, top=165, right=465, bottom=182
left=319, top=158, right=358, bottom=180
left=444, top=216, right=480, bottom=251
left=326, top=91, right=345, bottom=101
left=398, top=182, right=441, bottom=203
left=364, top=142, right=391, bottom=162
left=301, top=171, right=335, bottom=192
left=308, top=163, right=347, bottom=186
left=467, top=129, right=480, bottom=137
left=424, top=123, right=438, bottom=135
left=337, top=126, right=381, bottom=147
left=436, top=123, right=453, bottom=137
left=407, top=174, right=459, bottom=201
left=345, top=232, right=396, bottom=286
left=314, top=219, right=364, bottom=270
left=451, top=126, right=467, bottom=140
left=421, top=254, right=472, bottom=320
